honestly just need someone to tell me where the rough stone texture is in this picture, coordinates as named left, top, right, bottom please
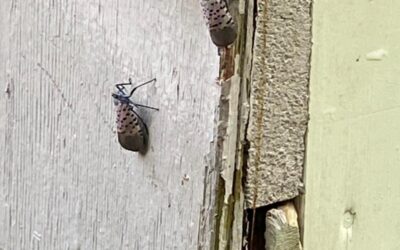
left=0, top=0, right=220, bottom=249
left=245, top=0, right=312, bottom=208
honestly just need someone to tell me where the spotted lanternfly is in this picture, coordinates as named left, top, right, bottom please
left=200, top=0, right=237, bottom=47
left=112, top=78, right=158, bottom=154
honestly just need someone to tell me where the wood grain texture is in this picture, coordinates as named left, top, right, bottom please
left=265, top=202, right=302, bottom=250
left=0, top=0, right=220, bottom=249
left=210, top=0, right=253, bottom=249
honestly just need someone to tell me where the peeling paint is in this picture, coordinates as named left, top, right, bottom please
left=366, top=49, right=388, bottom=61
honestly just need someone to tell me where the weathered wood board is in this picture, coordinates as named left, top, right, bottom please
left=265, top=202, right=302, bottom=250
left=0, top=1, right=220, bottom=249
left=304, top=1, right=400, bottom=249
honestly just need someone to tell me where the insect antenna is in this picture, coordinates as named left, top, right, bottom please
left=115, top=80, right=132, bottom=93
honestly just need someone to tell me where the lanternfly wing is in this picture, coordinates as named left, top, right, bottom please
left=115, top=103, right=148, bottom=153
left=200, top=0, right=237, bottom=47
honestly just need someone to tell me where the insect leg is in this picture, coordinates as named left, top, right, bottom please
left=128, top=78, right=157, bottom=97
left=115, top=84, right=131, bottom=93
left=115, top=78, right=136, bottom=93
left=129, top=100, right=159, bottom=111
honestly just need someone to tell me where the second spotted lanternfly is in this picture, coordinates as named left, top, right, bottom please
left=112, top=78, right=158, bottom=154
left=200, top=0, right=237, bottom=47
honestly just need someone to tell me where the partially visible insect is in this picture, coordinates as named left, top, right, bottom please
left=111, top=78, right=158, bottom=154
left=200, top=0, right=237, bottom=47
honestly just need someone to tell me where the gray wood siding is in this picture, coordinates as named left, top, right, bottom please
left=0, top=1, right=220, bottom=249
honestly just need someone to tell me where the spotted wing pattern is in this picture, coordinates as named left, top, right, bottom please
left=200, top=0, right=237, bottom=47
left=200, top=0, right=234, bottom=30
left=115, top=103, right=148, bottom=153
left=116, top=103, right=142, bottom=136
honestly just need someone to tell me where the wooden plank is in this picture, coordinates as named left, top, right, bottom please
left=0, top=0, right=221, bottom=249
left=265, top=202, right=302, bottom=250
left=304, top=1, right=400, bottom=249
left=245, top=0, right=312, bottom=208
left=210, top=0, right=254, bottom=249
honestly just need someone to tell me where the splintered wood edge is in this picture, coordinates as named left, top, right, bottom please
left=265, top=202, right=303, bottom=250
